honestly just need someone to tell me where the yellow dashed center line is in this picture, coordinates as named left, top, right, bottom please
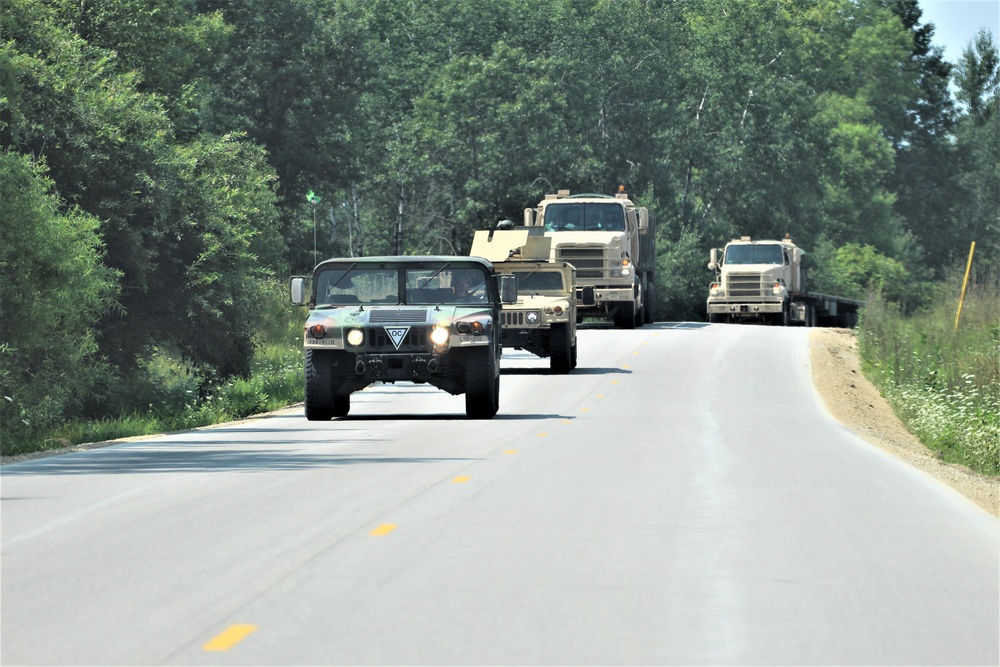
left=370, top=523, right=398, bottom=536
left=503, top=449, right=518, bottom=455
left=596, top=394, right=605, bottom=399
left=611, top=380, right=619, bottom=385
left=452, top=476, right=470, bottom=483
left=536, top=432, right=549, bottom=437
left=203, top=625, right=257, bottom=651
left=581, top=407, right=591, bottom=412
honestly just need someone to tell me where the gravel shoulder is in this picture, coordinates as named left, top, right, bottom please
left=809, top=327, right=999, bottom=517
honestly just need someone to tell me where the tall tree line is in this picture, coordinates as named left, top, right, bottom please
left=2, top=0, right=997, bottom=446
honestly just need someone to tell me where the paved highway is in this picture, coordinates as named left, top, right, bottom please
left=2, top=324, right=997, bottom=665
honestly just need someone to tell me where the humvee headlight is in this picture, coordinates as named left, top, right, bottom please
left=525, top=311, right=540, bottom=325
left=346, top=329, right=364, bottom=346
left=308, top=324, right=327, bottom=339
left=430, top=326, right=450, bottom=345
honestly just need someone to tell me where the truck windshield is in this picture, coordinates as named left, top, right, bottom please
left=315, top=268, right=399, bottom=306
left=725, top=244, right=783, bottom=265
left=513, top=270, right=564, bottom=291
left=544, top=203, right=625, bottom=232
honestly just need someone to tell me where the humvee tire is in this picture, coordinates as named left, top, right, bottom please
left=465, top=348, right=499, bottom=419
left=549, top=323, right=573, bottom=374
left=304, top=349, right=334, bottom=421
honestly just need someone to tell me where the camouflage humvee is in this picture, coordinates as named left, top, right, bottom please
left=290, top=256, right=517, bottom=419
left=471, top=228, right=584, bottom=373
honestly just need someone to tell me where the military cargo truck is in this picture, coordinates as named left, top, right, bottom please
left=471, top=227, right=583, bottom=373
left=523, top=187, right=656, bottom=329
left=706, top=235, right=862, bottom=327
left=290, top=256, right=517, bottom=419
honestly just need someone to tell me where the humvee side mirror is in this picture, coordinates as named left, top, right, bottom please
left=290, top=277, right=306, bottom=305
left=580, top=285, right=597, bottom=306
left=498, top=274, right=518, bottom=303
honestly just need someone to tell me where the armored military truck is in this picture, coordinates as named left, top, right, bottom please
left=290, top=256, right=517, bottom=419
left=471, top=227, right=583, bottom=373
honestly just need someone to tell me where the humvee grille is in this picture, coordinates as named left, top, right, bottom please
left=367, top=325, right=431, bottom=352
left=502, top=311, right=540, bottom=327
left=370, top=309, right=428, bottom=323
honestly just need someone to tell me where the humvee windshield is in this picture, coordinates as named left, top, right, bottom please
left=512, top=270, right=565, bottom=292
left=315, top=268, right=399, bottom=306
left=405, top=267, right=489, bottom=304
left=544, top=202, right=625, bottom=232
left=724, top=244, right=784, bottom=265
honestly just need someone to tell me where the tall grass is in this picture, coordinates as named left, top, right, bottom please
left=3, top=284, right=306, bottom=458
left=858, top=270, right=1000, bottom=475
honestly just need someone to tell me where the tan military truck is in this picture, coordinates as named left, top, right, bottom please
left=523, top=187, right=656, bottom=329
left=471, top=227, right=581, bottom=373
left=707, top=235, right=862, bottom=327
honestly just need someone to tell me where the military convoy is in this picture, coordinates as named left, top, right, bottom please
left=289, top=256, right=517, bottom=420
left=523, top=188, right=656, bottom=329
left=706, top=235, right=862, bottom=327
left=470, top=227, right=582, bottom=373
left=289, top=192, right=867, bottom=419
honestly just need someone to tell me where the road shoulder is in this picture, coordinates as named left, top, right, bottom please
left=809, top=327, right=999, bottom=517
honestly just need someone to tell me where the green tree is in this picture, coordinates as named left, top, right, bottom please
left=0, top=151, right=119, bottom=452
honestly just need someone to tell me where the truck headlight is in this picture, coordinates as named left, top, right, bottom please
left=430, top=326, right=450, bottom=345
left=709, top=283, right=723, bottom=296
left=346, top=329, right=364, bottom=346
left=772, top=282, right=784, bottom=296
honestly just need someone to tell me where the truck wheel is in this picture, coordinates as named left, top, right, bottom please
left=550, top=324, right=573, bottom=374
left=614, top=302, right=636, bottom=329
left=304, top=349, right=335, bottom=421
left=465, top=348, right=499, bottom=419
left=332, top=391, right=350, bottom=417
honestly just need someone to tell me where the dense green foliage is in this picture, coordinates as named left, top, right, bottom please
left=1, top=0, right=997, bottom=455
left=859, top=273, right=1000, bottom=475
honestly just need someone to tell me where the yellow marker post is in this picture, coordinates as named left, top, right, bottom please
left=203, top=625, right=258, bottom=651
left=954, top=241, right=976, bottom=331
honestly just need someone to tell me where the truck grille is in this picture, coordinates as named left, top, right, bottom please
left=726, top=273, right=765, bottom=298
left=556, top=246, right=604, bottom=279
left=366, top=325, right=431, bottom=353
left=370, top=309, right=428, bottom=323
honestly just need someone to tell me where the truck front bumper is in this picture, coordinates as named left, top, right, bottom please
left=577, top=286, right=633, bottom=308
left=707, top=299, right=783, bottom=316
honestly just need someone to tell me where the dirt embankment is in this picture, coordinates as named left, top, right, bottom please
left=809, top=327, right=999, bottom=517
